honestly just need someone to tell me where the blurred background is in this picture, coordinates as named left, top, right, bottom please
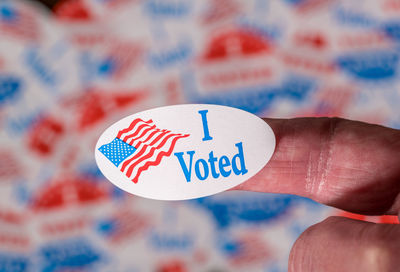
left=1, top=0, right=400, bottom=271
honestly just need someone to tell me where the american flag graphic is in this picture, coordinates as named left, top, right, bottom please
left=98, top=118, right=189, bottom=183
left=0, top=2, right=39, bottom=41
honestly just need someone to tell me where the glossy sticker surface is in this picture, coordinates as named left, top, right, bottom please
left=95, top=104, right=275, bottom=200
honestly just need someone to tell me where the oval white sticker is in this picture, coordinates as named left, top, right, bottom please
left=95, top=104, right=275, bottom=200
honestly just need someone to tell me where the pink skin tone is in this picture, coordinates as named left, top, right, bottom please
left=234, top=117, right=400, bottom=272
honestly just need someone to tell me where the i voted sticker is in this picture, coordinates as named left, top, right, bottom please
left=95, top=104, right=275, bottom=200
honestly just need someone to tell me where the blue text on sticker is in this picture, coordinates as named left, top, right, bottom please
left=174, top=110, right=248, bottom=182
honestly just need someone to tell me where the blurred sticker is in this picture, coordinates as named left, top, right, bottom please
left=95, top=104, right=275, bottom=200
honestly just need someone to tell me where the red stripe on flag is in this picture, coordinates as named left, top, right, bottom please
left=115, top=118, right=190, bottom=184
left=120, top=130, right=172, bottom=172
left=132, top=129, right=166, bottom=150
left=130, top=129, right=170, bottom=147
left=131, top=134, right=189, bottom=183
left=125, top=133, right=180, bottom=177
left=123, top=124, right=156, bottom=142
left=120, top=145, right=148, bottom=172
left=140, top=128, right=163, bottom=143
left=117, top=118, right=152, bottom=139
left=122, top=123, right=153, bottom=142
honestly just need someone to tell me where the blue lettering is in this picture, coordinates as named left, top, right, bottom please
left=40, top=238, right=100, bottom=270
left=175, top=142, right=247, bottom=181
left=199, top=110, right=212, bottom=141
left=174, top=151, right=195, bottom=182
left=195, top=159, right=209, bottom=180
left=337, top=51, right=398, bottom=80
left=7, top=111, right=42, bottom=135
left=334, top=7, right=376, bottom=27
left=232, top=142, right=248, bottom=175
left=150, top=232, right=193, bottom=250
left=149, top=43, right=191, bottom=69
left=25, top=49, right=58, bottom=86
left=208, top=151, right=219, bottom=178
left=219, top=156, right=231, bottom=177
left=0, top=76, right=22, bottom=105
left=0, top=253, right=29, bottom=272
left=146, top=1, right=189, bottom=17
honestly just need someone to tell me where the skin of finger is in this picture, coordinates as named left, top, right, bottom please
left=235, top=117, right=400, bottom=215
left=289, top=216, right=400, bottom=272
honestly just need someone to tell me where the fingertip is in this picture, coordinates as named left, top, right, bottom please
left=289, top=216, right=400, bottom=272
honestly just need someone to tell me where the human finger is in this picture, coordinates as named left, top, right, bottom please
left=236, top=117, right=400, bottom=215
left=289, top=216, right=400, bottom=272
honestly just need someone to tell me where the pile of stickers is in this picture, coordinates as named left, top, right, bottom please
left=1, top=0, right=399, bottom=271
